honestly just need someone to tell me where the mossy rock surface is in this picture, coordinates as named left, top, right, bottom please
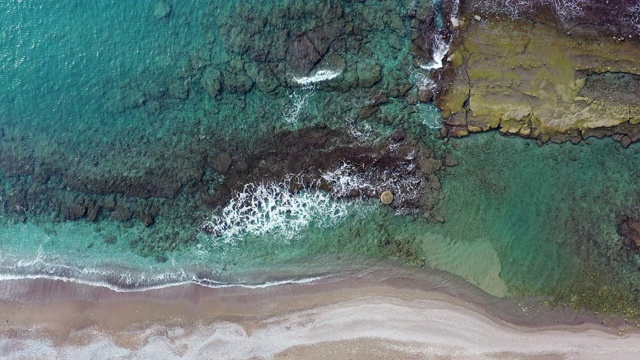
left=437, top=16, right=640, bottom=145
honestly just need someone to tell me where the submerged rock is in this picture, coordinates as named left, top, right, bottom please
left=201, top=68, right=222, bottom=99
left=153, top=0, right=172, bottom=20
left=209, top=152, right=233, bottom=174
left=618, top=216, right=640, bottom=249
left=286, top=35, right=321, bottom=76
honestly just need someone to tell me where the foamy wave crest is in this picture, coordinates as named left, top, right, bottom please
left=0, top=273, right=323, bottom=293
left=321, top=160, right=423, bottom=208
left=283, top=89, right=311, bottom=125
left=201, top=177, right=354, bottom=244
left=420, top=33, right=449, bottom=71
left=0, top=246, right=191, bottom=291
left=292, top=69, right=342, bottom=86
left=0, top=247, right=324, bottom=292
left=347, top=120, right=375, bottom=142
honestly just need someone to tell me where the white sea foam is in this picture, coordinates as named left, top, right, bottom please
left=0, top=273, right=323, bottom=293
left=348, top=122, right=374, bottom=142
left=283, top=69, right=342, bottom=125
left=291, top=69, right=342, bottom=86
left=201, top=176, right=354, bottom=245
left=417, top=0, right=460, bottom=71
left=412, top=70, right=436, bottom=92
left=0, top=247, right=324, bottom=293
left=630, top=3, right=640, bottom=31
left=282, top=89, right=311, bottom=125
left=321, top=162, right=423, bottom=207
left=420, top=33, right=449, bottom=71
left=417, top=103, right=443, bottom=129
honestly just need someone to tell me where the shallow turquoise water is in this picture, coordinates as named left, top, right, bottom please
left=439, top=135, right=640, bottom=298
left=0, top=0, right=639, bottom=317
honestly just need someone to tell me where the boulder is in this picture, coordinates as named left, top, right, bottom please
left=356, top=61, right=381, bottom=88
left=286, top=35, right=321, bottom=76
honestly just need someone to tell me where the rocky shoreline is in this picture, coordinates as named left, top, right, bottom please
left=434, top=0, right=640, bottom=146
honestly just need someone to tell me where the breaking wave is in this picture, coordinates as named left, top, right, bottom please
left=0, top=247, right=324, bottom=293
left=201, top=176, right=358, bottom=244
left=420, top=32, right=450, bottom=71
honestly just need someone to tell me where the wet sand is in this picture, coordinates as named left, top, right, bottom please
left=1, top=271, right=639, bottom=359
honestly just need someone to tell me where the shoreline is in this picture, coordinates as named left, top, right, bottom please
left=2, top=270, right=640, bottom=359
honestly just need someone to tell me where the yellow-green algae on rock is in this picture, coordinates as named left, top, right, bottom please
left=437, top=16, right=640, bottom=145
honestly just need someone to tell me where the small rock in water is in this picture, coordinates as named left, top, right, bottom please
left=154, top=1, right=172, bottom=20
left=103, top=235, right=117, bottom=245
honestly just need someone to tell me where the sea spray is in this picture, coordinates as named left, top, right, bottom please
left=419, top=32, right=450, bottom=71
left=291, top=69, right=342, bottom=87
left=417, top=0, right=460, bottom=71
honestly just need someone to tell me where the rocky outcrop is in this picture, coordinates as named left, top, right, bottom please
left=200, top=125, right=449, bottom=215
left=436, top=14, right=640, bottom=145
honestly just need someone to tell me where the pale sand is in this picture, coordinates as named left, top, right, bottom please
left=1, top=273, right=639, bottom=359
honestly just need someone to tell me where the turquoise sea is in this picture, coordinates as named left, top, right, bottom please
left=1, top=0, right=639, bottom=321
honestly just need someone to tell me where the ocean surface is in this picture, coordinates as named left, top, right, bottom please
left=1, top=0, right=640, bottom=323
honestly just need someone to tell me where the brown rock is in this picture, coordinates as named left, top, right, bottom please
left=444, top=154, right=458, bottom=167
left=448, top=126, right=469, bottom=137
left=85, top=201, right=100, bottom=222
left=103, top=235, right=117, bottom=245
left=103, top=195, right=117, bottom=211
left=357, top=61, right=382, bottom=88
left=255, top=64, right=281, bottom=94
left=137, top=210, right=156, bottom=227
left=418, top=88, right=434, bottom=103
left=357, top=106, right=379, bottom=119
left=210, top=152, right=233, bottom=174
left=67, top=202, right=86, bottom=221
left=286, top=35, right=321, bottom=76
left=420, top=157, right=443, bottom=174
left=112, top=202, right=133, bottom=222
left=224, top=69, right=254, bottom=94
left=428, top=175, right=441, bottom=190
left=618, top=217, right=640, bottom=248
left=201, top=68, right=222, bottom=99
left=307, top=19, right=345, bottom=57
left=391, top=129, right=406, bottom=142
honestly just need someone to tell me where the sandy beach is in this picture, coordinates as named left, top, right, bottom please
left=2, top=270, right=640, bottom=359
